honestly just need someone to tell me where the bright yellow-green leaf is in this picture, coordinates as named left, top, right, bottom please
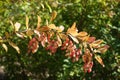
left=26, top=15, right=29, bottom=29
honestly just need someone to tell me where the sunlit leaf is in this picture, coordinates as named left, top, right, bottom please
left=78, top=31, right=88, bottom=37
left=2, top=43, right=8, bottom=52
left=87, top=37, right=96, bottom=43
left=50, top=11, right=57, bottom=22
left=14, top=22, right=21, bottom=32
left=39, top=26, right=50, bottom=32
left=68, top=34, right=79, bottom=44
left=67, top=22, right=78, bottom=37
left=37, top=15, right=41, bottom=29
left=77, top=35, right=89, bottom=41
left=95, top=55, right=105, bottom=67
left=57, top=34, right=62, bottom=46
left=59, top=33, right=68, bottom=40
left=26, top=15, right=29, bottom=29
left=0, top=36, right=3, bottom=43
left=9, top=41, right=20, bottom=54
left=16, top=33, right=25, bottom=39
left=48, top=24, right=56, bottom=30
left=91, top=40, right=103, bottom=48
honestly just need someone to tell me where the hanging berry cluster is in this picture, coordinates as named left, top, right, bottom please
left=0, top=11, right=109, bottom=73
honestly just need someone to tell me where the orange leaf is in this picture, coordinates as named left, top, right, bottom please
left=78, top=31, right=88, bottom=37
left=91, top=40, right=103, bottom=48
left=95, top=55, right=105, bottom=67
left=67, top=22, right=78, bottom=37
left=50, top=11, right=57, bottom=22
left=59, top=33, right=68, bottom=40
left=39, top=26, right=50, bottom=32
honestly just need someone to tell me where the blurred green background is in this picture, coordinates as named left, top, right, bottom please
left=0, top=0, right=120, bottom=80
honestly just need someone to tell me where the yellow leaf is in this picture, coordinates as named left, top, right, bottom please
left=78, top=31, right=88, bottom=37
left=48, top=24, right=63, bottom=32
left=67, top=22, right=78, bottom=37
left=2, top=43, right=8, bottom=52
left=0, top=36, right=3, bottom=43
left=9, top=41, right=20, bottom=54
left=26, top=15, right=29, bottom=29
left=16, top=33, right=25, bottom=39
left=57, top=34, right=62, bottom=46
left=95, top=55, right=105, bottom=67
left=50, top=11, right=57, bottom=22
left=14, top=22, right=21, bottom=32
left=77, top=35, right=89, bottom=42
left=48, top=24, right=56, bottom=30
left=59, top=33, right=68, bottom=40
left=26, top=29, right=34, bottom=36
left=91, top=40, right=103, bottom=48
left=37, top=15, right=41, bottom=29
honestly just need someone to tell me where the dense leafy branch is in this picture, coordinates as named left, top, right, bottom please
left=0, top=11, right=109, bottom=73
